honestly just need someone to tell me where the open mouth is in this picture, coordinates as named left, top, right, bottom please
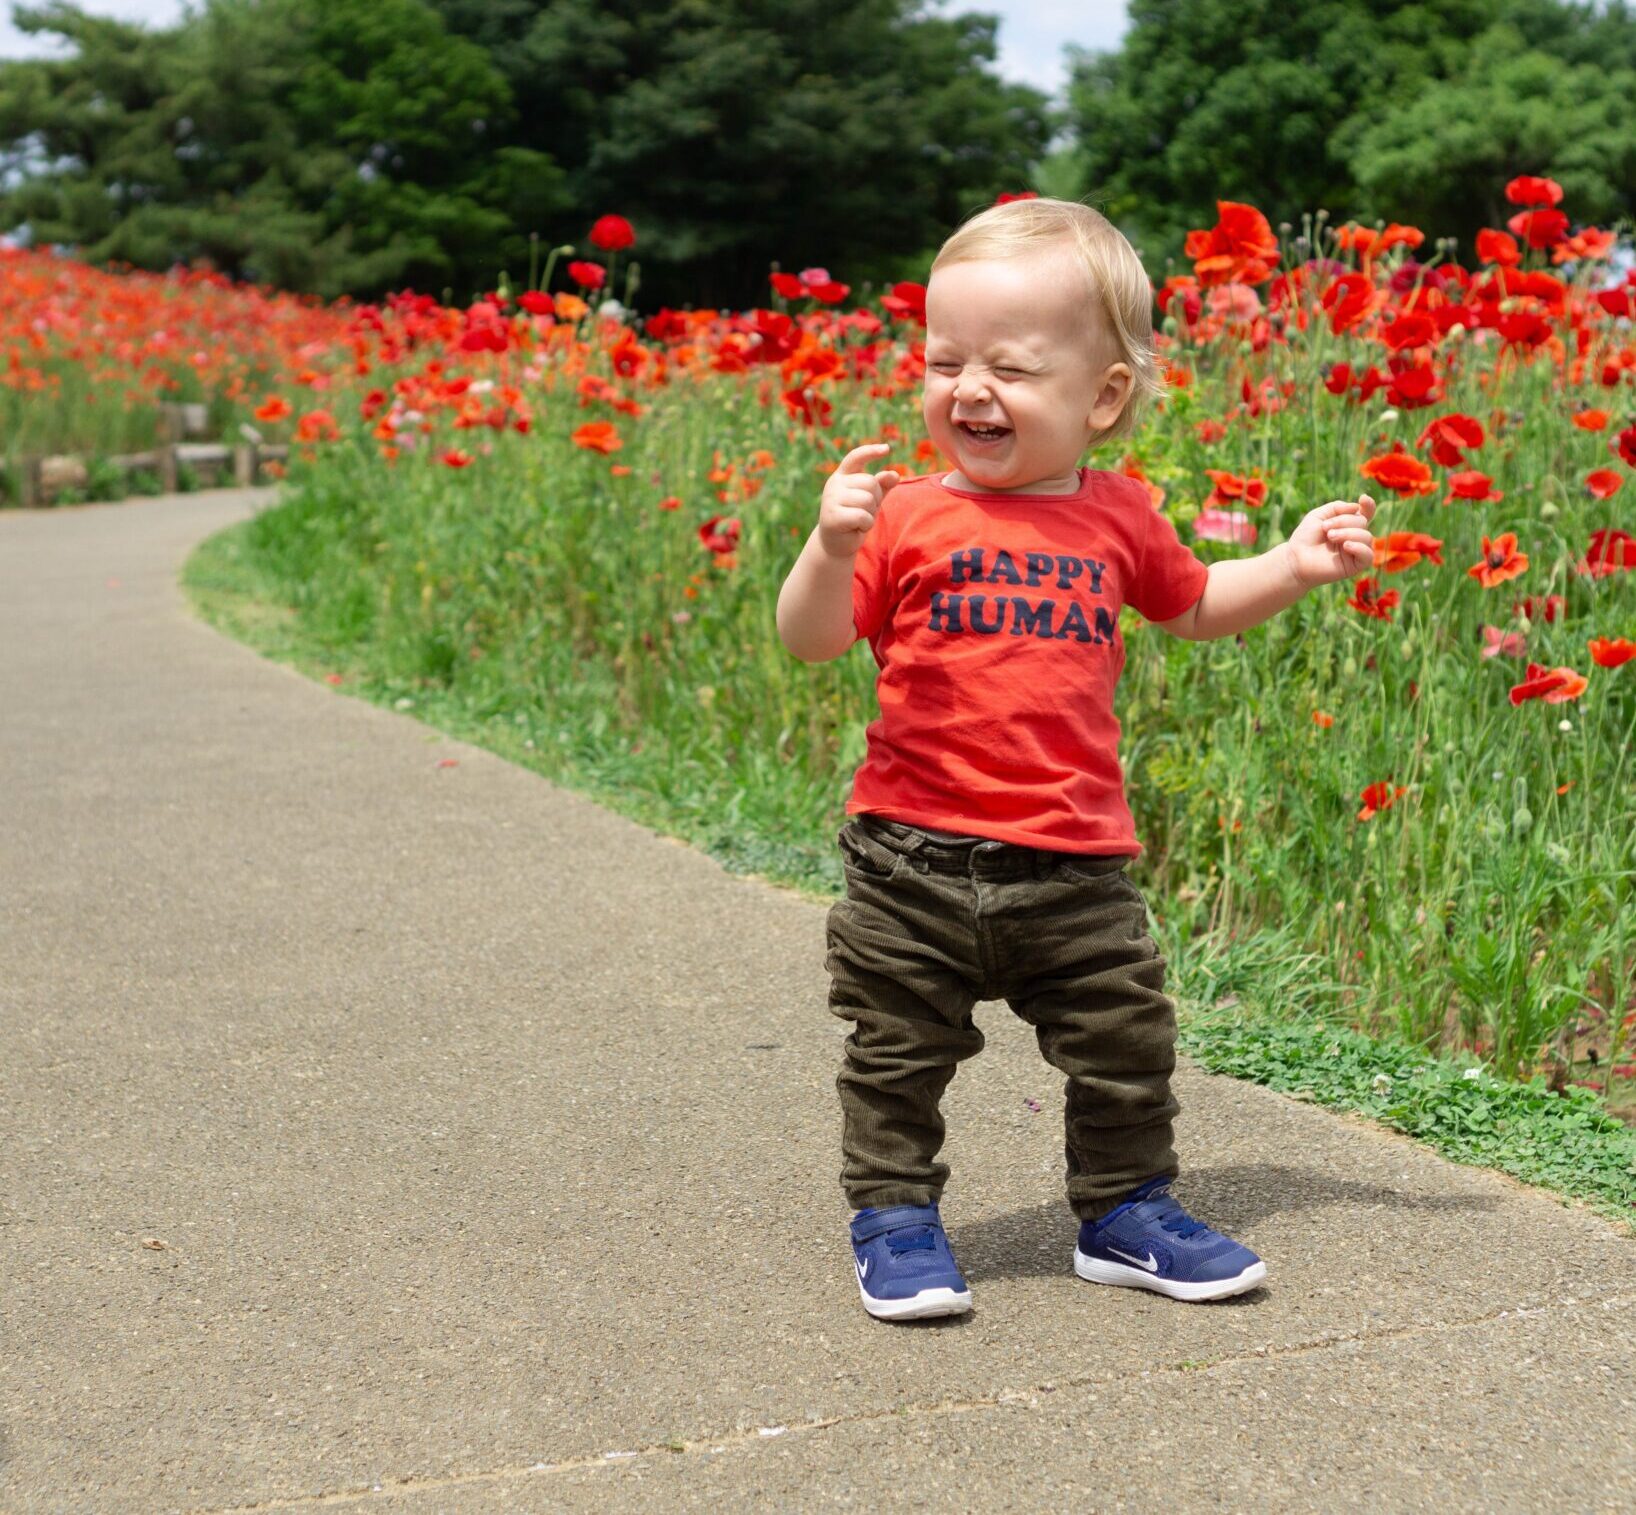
left=957, top=421, right=1012, bottom=444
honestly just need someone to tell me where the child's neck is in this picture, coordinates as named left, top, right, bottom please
left=944, top=466, right=1082, bottom=496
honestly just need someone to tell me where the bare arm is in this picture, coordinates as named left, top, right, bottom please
left=776, top=441, right=900, bottom=663
left=1153, top=544, right=1307, bottom=641
left=1155, top=493, right=1379, bottom=641
left=776, top=529, right=862, bottom=662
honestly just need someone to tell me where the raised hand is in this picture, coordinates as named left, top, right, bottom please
left=1286, top=493, right=1377, bottom=588
left=818, top=442, right=900, bottom=559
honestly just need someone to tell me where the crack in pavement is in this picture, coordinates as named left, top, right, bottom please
left=188, top=1291, right=1635, bottom=1512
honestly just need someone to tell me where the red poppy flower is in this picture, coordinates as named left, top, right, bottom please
left=880, top=281, right=927, bottom=324
left=698, top=515, right=741, bottom=554
left=1573, top=409, right=1611, bottom=431
left=1380, top=311, right=1438, bottom=351
left=1357, top=781, right=1409, bottom=821
left=1589, top=636, right=1636, bottom=669
left=440, top=449, right=474, bottom=468
left=1372, top=532, right=1444, bottom=572
left=589, top=214, right=636, bottom=251
left=567, top=260, right=607, bottom=290
left=1504, top=175, right=1565, bottom=208
left=1585, top=469, right=1623, bottom=500
left=1446, top=471, right=1503, bottom=504
left=1468, top=533, right=1529, bottom=588
left=1184, top=201, right=1280, bottom=287
left=995, top=190, right=1039, bottom=204
left=1614, top=425, right=1636, bottom=469
left=658, top=495, right=682, bottom=511
left=1417, top=413, right=1484, bottom=467
left=1386, top=361, right=1441, bottom=410
left=572, top=420, right=622, bottom=454
left=1507, top=207, right=1569, bottom=249
left=1513, top=594, right=1564, bottom=623
left=1318, top=272, right=1376, bottom=334
left=1475, top=228, right=1521, bottom=267
left=1202, top=469, right=1267, bottom=508
left=1347, top=576, right=1401, bottom=619
left=254, top=395, right=292, bottom=423
left=1361, top=445, right=1436, bottom=497
left=1509, top=661, right=1587, bottom=705
left=1553, top=227, right=1616, bottom=264
left=1576, top=527, right=1636, bottom=578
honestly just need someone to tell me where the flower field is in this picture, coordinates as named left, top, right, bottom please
left=13, top=186, right=1636, bottom=1111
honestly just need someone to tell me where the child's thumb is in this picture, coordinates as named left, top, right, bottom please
left=878, top=470, right=900, bottom=492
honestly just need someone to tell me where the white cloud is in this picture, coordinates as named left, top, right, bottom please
left=1, top=0, right=189, bottom=58
left=968, top=0, right=1132, bottom=100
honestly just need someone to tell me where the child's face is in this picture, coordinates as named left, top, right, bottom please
left=922, top=245, right=1133, bottom=493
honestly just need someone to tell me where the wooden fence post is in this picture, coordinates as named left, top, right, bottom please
left=16, top=455, right=42, bottom=509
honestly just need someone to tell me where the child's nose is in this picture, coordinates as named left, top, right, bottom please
left=953, top=370, right=993, bottom=403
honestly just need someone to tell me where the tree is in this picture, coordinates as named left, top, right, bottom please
left=428, top=0, right=1057, bottom=309
left=0, top=0, right=567, bottom=297
left=1058, top=0, right=1635, bottom=271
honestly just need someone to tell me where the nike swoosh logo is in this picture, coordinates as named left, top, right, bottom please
left=1107, top=1245, right=1159, bottom=1272
left=856, top=1256, right=870, bottom=1283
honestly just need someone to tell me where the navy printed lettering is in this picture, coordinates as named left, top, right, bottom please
left=1010, top=598, right=1057, bottom=637
left=924, top=545, right=1118, bottom=648
left=928, top=590, right=964, bottom=632
left=988, top=549, right=1023, bottom=586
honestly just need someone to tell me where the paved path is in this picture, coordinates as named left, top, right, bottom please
left=2, top=488, right=1632, bottom=1513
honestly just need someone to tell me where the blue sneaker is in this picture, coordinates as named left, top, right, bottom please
left=1074, top=1176, right=1266, bottom=1302
left=849, top=1204, right=973, bottom=1320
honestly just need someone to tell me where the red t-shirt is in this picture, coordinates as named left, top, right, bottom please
left=846, top=466, right=1209, bottom=857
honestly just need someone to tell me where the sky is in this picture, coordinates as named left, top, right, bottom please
left=0, top=0, right=1133, bottom=100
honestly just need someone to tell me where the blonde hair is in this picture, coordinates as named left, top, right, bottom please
left=929, top=197, right=1162, bottom=449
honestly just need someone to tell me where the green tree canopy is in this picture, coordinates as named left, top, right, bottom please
left=0, top=0, right=566, bottom=298
left=1060, top=0, right=1636, bottom=271
left=426, top=0, right=1056, bottom=309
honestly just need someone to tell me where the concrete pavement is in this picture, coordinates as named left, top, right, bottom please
left=2, top=488, right=1632, bottom=1513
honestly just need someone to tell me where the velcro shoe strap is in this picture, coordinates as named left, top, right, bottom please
left=851, top=1204, right=943, bottom=1243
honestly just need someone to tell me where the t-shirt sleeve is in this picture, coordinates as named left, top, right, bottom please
left=1127, top=493, right=1210, bottom=624
left=850, top=495, right=898, bottom=643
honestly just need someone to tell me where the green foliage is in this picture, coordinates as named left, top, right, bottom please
left=0, top=0, right=567, bottom=298
left=1063, top=0, right=1636, bottom=269
left=0, top=0, right=1054, bottom=306
left=425, top=0, right=1058, bottom=308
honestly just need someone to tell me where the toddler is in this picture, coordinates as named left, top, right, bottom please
left=776, top=197, right=1376, bottom=1321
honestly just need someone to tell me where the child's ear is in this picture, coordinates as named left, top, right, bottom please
left=1088, top=362, right=1134, bottom=431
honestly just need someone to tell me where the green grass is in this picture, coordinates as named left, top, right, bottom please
left=182, top=505, right=1636, bottom=1234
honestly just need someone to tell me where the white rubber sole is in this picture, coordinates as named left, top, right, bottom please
left=858, top=1278, right=973, bottom=1320
left=1074, top=1248, right=1266, bottom=1302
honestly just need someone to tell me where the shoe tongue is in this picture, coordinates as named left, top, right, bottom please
left=885, top=1225, right=937, bottom=1255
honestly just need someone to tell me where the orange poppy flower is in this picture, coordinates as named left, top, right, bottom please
left=1572, top=409, right=1610, bottom=431
left=572, top=420, right=622, bottom=454
left=1372, top=532, right=1444, bottom=572
left=1585, top=469, right=1623, bottom=500
left=1509, top=662, right=1587, bottom=705
left=254, top=395, right=292, bottom=423
left=1467, top=533, right=1528, bottom=588
left=1203, top=469, right=1267, bottom=508
left=1446, top=470, right=1503, bottom=504
left=1589, top=636, right=1636, bottom=669
left=1360, top=446, right=1436, bottom=497
left=1358, top=781, right=1409, bottom=821
left=1347, top=576, right=1401, bottom=619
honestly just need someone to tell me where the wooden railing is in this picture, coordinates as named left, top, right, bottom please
left=11, top=403, right=291, bottom=507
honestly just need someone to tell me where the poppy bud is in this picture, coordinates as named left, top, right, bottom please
left=1540, top=501, right=1558, bottom=519
left=1511, top=806, right=1534, bottom=836
left=1342, top=656, right=1358, bottom=679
